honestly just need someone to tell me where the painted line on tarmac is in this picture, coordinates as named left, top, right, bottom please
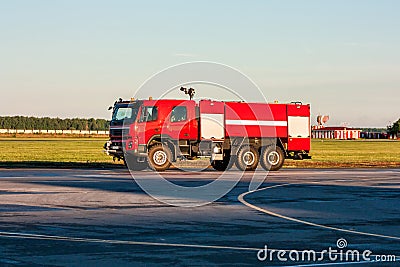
left=0, top=231, right=260, bottom=252
left=1, top=230, right=397, bottom=264
left=1, top=231, right=398, bottom=267
left=238, top=183, right=400, bottom=241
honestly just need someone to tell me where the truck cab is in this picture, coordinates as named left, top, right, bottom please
left=104, top=99, right=141, bottom=160
left=105, top=99, right=200, bottom=170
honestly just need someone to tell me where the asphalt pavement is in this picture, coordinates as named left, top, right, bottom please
left=0, top=168, right=399, bottom=266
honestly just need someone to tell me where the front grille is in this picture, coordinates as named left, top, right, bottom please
left=110, top=129, right=122, bottom=136
left=110, top=128, right=130, bottom=137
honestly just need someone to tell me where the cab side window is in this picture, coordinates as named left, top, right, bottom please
left=139, top=106, right=158, bottom=122
left=170, top=106, right=187, bottom=122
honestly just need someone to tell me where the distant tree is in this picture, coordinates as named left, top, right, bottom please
left=15, top=117, right=24, bottom=129
left=387, top=119, right=400, bottom=135
left=0, top=117, right=11, bottom=128
left=96, top=119, right=108, bottom=131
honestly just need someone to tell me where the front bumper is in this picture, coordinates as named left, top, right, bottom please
left=103, top=141, right=124, bottom=158
left=104, top=141, right=148, bottom=159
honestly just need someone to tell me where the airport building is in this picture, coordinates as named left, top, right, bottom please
left=312, top=126, right=361, bottom=140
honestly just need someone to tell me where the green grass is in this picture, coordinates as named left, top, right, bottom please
left=286, top=139, right=400, bottom=168
left=0, top=137, right=123, bottom=168
left=0, top=137, right=399, bottom=168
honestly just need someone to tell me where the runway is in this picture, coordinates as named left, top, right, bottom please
left=0, top=168, right=399, bottom=266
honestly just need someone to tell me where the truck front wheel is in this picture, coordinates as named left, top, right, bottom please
left=260, top=146, right=285, bottom=171
left=148, top=144, right=172, bottom=172
left=235, top=145, right=259, bottom=171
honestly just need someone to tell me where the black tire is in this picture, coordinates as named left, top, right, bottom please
left=148, top=144, right=172, bottom=171
left=211, top=156, right=234, bottom=171
left=124, top=154, right=148, bottom=171
left=235, top=145, right=259, bottom=171
left=211, top=160, right=227, bottom=171
left=260, top=146, right=285, bottom=171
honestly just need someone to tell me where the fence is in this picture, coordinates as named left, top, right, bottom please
left=0, top=129, right=109, bottom=135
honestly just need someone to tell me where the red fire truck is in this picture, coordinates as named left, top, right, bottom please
left=104, top=91, right=311, bottom=171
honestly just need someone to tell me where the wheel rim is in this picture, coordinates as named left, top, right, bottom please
left=243, top=151, right=255, bottom=166
left=153, top=150, right=167, bottom=165
left=267, top=151, right=279, bottom=165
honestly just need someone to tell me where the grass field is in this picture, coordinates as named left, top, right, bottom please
left=285, top=139, right=400, bottom=168
left=0, top=137, right=122, bottom=168
left=0, top=137, right=399, bottom=168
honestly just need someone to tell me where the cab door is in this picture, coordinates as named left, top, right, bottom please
left=136, top=105, right=160, bottom=145
left=166, top=101, right=197, bottom=140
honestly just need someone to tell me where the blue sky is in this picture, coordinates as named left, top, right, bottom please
left=0, top=0, right=399, bottom=127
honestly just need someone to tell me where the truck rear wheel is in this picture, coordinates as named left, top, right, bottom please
left=148, top=144, right=172, bottom=172
left=235, top=145, right=259, bottom=171
left=260, top=146, right=285, bottom=171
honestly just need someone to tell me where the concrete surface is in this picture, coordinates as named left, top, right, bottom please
left=0, top=168, right=399, bottom=266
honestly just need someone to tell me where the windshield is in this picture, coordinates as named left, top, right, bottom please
left=112, top=105, right=139, bottom=122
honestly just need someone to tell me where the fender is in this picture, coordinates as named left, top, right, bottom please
left=147, top=134, right=178, bottom=161
left=276, top=138, right=285, bottom=150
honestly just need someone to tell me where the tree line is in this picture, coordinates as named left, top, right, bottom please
left=1, top=115, right=398, bottom=134
left=387, top=118, right=400, bottom=135
left=0, top=116, right=109, bottom=131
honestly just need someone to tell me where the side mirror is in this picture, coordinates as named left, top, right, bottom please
left=108, top=106, right=113, bottom=110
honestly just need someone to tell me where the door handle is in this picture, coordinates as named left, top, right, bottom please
left=184, top=133, right=189, bottom=136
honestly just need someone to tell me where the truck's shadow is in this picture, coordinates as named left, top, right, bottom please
left=0, top=161, right=124, bottom=169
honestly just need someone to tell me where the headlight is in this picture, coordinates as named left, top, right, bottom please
left=213, top=146, right=221, bottom=153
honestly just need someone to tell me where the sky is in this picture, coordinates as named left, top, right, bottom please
left=0, top=0, right=399, bottom=127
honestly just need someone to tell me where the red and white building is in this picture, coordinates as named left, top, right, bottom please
left=312, top=126, right=361, bottom=140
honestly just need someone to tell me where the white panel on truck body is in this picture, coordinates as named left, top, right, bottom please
left=200, top=113, right=224, bottom=139
left=288, top=116, right=310, bottom=138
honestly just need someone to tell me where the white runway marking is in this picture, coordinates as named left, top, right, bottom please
left=238, top=182, right=400, bottom=241
left=0, top=231, right=259, bottom=251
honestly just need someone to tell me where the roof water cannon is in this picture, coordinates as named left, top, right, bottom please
left=180, top=87, right=195, bottom=100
